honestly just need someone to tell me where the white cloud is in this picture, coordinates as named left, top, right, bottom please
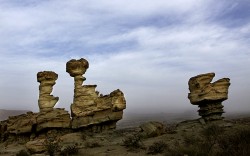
left=0, top=0, right=249, bottom=115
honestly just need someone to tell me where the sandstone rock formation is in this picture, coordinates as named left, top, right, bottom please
left=66, top=58, right=126, bottom=129
left=25, top=139, right=46, bottom=154
left=37, top=71, right=59, bottom=112
left=3, top=108, right=71, bottom=135
left=188, top=72, right=230, bottom=121
left=0, top=58, right=126, bottom=146
left=6, top=112, right=36, bottom=134
left=36, top=108, right=71, bottom=132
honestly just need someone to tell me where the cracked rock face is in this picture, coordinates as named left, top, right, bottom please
left=66, top=58, right=126, bottom=129
left=188, top=72, right=230, bottom=121
left=37, top=71, right=59, bottom=112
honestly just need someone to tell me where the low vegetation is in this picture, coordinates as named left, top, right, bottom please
left=164, top=124, right=250, bottom=156
left=60, top=144, right=79, bottom=156
left=43, top=137, right=60, bottom=156
left=147, top=141, right=167, bottom=155
left=122, top=133, right=144, bottom=151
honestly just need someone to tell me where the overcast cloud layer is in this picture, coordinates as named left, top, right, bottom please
left=0, top=0, right=249, bottom=115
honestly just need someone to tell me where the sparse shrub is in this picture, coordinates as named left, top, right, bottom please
left=217, top=128, right=250, bottom=156
left=147, top=141, right=167, bottom=155
left=44, top=137, right=60, bottom=156
left=16, top=149, right=30, bottom=156
left=60, top=144, right=79, bottom=156
left=164, top=124, right=225, bottom=156
left=122, top=133, right=144, bottom=150
left=85, top=141, right=101, bottom=148
left=165, top=124, right=177, bottom=134
left=202, top=124, right=224, bottom=140
left=183, top=134, right=201, bottom=146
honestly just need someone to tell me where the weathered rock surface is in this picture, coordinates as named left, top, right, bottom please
left=59, top=132, right=83, bottom=146
left=36, top=108, right=71, bottom=132
left=37, top=71, right=59, bottom=112
left=66, top=58, right=126, bottom=129
left=140, top=121, right=166, bottom=137
left=6, top=112, right=36, bottom=134
left=188, top=72, right=230, bottom=121
left=25, top=139, right=46, bottom=154
left=3, top=109, right=71, bottom=134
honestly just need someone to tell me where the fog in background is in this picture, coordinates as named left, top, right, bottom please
left=0, top=0, right=249, bottom=116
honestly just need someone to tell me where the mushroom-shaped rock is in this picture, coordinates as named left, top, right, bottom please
left=188, top=72, right=230, bottom=121
left=66, top=58, right=89, bottom=77
left=37, top=71, right=59, bottom=112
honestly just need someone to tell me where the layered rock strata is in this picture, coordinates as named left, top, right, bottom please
left=66, top=58, right=126, bottom=129
left=188, top=73, right=230, bottom=121
left=2, top=108, right=70, bottom=135
left=36, top=108, right=71, bottom=132
left=37, top=71, right=59, bottom=112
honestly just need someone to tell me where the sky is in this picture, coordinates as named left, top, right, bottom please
left=0, top=0, right=249, bottom=115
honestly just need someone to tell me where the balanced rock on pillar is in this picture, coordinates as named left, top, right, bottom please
left=66, top=58, right=126, bottom=129
left=37, top=71, right=59, bottom=112
left=188, top=72, right=230, bottom=121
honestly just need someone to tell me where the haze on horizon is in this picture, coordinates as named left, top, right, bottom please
left=0, top=0, right=249, bottom=115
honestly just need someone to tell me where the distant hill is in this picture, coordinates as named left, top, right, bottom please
left=117, top=110, right=199, bottom=128
left=0, top=109, right=29, bottom=121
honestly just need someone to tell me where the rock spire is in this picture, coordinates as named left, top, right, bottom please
left=66, top=58, right=126, bottom=129
left=37, top=71, right=59, bottom=112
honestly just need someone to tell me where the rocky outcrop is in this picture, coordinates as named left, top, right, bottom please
left=37, top=71, right=59, bottom=112
left=25, top=139, right=46, bottom=154
left=3, top=109, right=71, bottom=135
left=140, top=121, right=166, bottom=138
left=6, top=112, right=36, bottom=134
left=188, top=73, right=230, bottom=121
left=36, top=108, right=71, bottom=132
left=0, top=58, right=126, bottom=146
left=66, top=58, right=126, bottom=129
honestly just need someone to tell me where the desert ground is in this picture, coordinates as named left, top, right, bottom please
left=1, top=110, right=250, bottom=156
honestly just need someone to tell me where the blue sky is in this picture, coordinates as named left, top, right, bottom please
left=0, top=0, right=249, bottom=115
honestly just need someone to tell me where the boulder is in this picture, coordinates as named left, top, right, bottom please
left=25, top=139, right=46, bottom=154
left=140, top=121, right=165, bottom=137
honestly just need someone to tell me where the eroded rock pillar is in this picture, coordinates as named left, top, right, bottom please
left=66, top=58, right=90, bottom=117
left=66, top=58, right=126, bottom=130
left=188, top=72, right=230, bottom=121
left=37, top=71, right=59, bottom=112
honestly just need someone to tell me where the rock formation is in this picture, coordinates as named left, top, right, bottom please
left=66, top=58, right=126, bottom=129
left=0, top=58, right=126, bottom=145
left=36, top=108, right=71, bottom=132
left=37, top=71, right=59, bottom=112
left=6, top=112, right=36, bottom=134
left=3, top=108, right=71, bottom=135
left=188, top=72, right=230, bottom=121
